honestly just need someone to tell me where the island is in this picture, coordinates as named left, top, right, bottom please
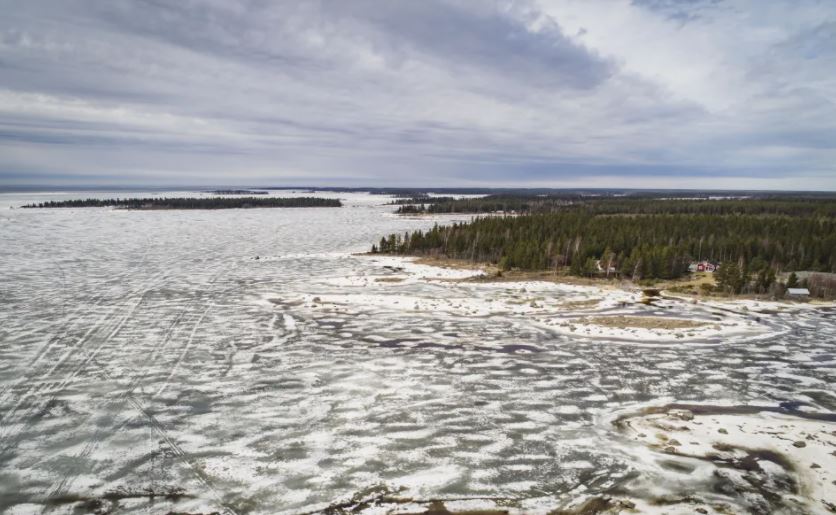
left=22, top=196, right=342, bottom=209
left=208, top=189, right=269, bottom=195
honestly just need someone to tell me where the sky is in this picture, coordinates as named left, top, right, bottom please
left=0, top=0, right=835, bottom=190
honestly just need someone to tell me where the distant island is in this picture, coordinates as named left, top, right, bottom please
left=22, top=197, right=342, bottom=209
left=388, top=195, right=457, bottom=205
left=209, top=189, right=269, bottom=195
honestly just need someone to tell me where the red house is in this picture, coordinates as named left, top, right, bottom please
left=689, top=261, right=718, bottom=273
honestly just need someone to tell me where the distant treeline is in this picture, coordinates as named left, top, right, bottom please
left=373, top=198, right=836, bottom=284
left=396, top=195, right=836, bottom=218
left=209, top=190, right=269, bottom=195
left=22, top=197, right=342, bottom=209
left=390, top=196, right=457, bottom=206
left=396, top=195, right=576, bottom=214
left=580, top=198, right=836, bottom=218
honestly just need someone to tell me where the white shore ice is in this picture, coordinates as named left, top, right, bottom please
left=308, top=255, right=803, bottom=346
left=606, top=403, right=836, bottom=514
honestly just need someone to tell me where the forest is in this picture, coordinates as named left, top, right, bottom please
left=22, top=197, right=342, bottom=209
left=373, top=197, right=836, bottom=293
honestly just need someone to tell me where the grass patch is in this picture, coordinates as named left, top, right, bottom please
left=575, top=315, right=708, bottom=330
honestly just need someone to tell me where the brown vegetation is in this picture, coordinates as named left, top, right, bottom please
left=573, top=316, right=708, bottom=330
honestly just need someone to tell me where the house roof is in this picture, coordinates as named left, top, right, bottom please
left=787, top=288, right=810, bottom=295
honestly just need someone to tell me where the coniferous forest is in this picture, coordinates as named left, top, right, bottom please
left=22, top=197, right=342, bottom=209
left=373, top=196, right=836, bottom=289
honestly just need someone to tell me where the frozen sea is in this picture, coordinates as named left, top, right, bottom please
left=0, top=190, right=834, bottom=514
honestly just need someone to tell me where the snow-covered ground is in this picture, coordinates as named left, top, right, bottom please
left=0, top=191, right=834, bottom=514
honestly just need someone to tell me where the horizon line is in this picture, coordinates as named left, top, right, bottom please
left=2, top=184, right=836, bottom=194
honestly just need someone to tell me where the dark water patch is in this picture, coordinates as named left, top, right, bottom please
left=402, top=500, right=510, bottom=514
left=497, top=344, right=542, bottom=354
left=736, top=449, right=795, bottom=475
left=800, top=390, right=836, bottom=411
left=376, top=338, right=424, bottom=349
left=414, top=341, right=461, bottom=351
left=31, top=397, right=79, bottom=420
left=248, top=378, right=307, bottom=391
left=104, top=450, right=166, bottom=482
left=169, top=389, right=214, bottom=415
left=658, top=459, right=696, bottom=474
left=304, top=484, right=517, bottom=515
left=39, top=486, right=194, bottom=513
left=270, top=442, right=309, bottom=462
left=549, top=495, right=644, bottom=514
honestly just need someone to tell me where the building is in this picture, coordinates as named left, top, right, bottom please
left=688, top=261, right=719, bottom=273
left=787, top=288, right=810, bottom=297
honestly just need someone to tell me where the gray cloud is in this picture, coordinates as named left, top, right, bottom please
left=0, top=0, right=834, bottom=189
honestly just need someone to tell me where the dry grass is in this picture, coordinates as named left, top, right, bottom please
left=412, top=256, right=626, bottom=288
left=412, top=256, right=490, bottom=271
left=374, top=277, right=405, bottom=283
left=560, top=299, right=601, bottom=309
left=574, top=315, right=708, bottom=330
left=654, top=272, right=717, bottom=292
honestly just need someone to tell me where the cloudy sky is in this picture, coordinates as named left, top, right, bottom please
left=1, top=0, right=835, bottom=189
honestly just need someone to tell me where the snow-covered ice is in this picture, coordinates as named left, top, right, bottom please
left=0, top=191, right=834, bottom=514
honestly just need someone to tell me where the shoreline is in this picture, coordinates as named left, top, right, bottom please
left=346, top=253, right=833, bottom=344
left=370, top=254, right=834, bottom=307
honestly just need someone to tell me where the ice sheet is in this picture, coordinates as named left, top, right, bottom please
left=0, top=191, right=834, bottom=514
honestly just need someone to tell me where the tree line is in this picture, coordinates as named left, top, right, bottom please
left=395, top=195, right=836, bottom=218
left=389, top=196, right=457, bottom=206
left=209, top=190, right=269, bottom=195
left=396, top=195, right=578, bottom=214
left=22, top=197, right=342, bottom=209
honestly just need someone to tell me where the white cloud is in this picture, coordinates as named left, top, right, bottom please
left=0, top=0, right=834, bottom=188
